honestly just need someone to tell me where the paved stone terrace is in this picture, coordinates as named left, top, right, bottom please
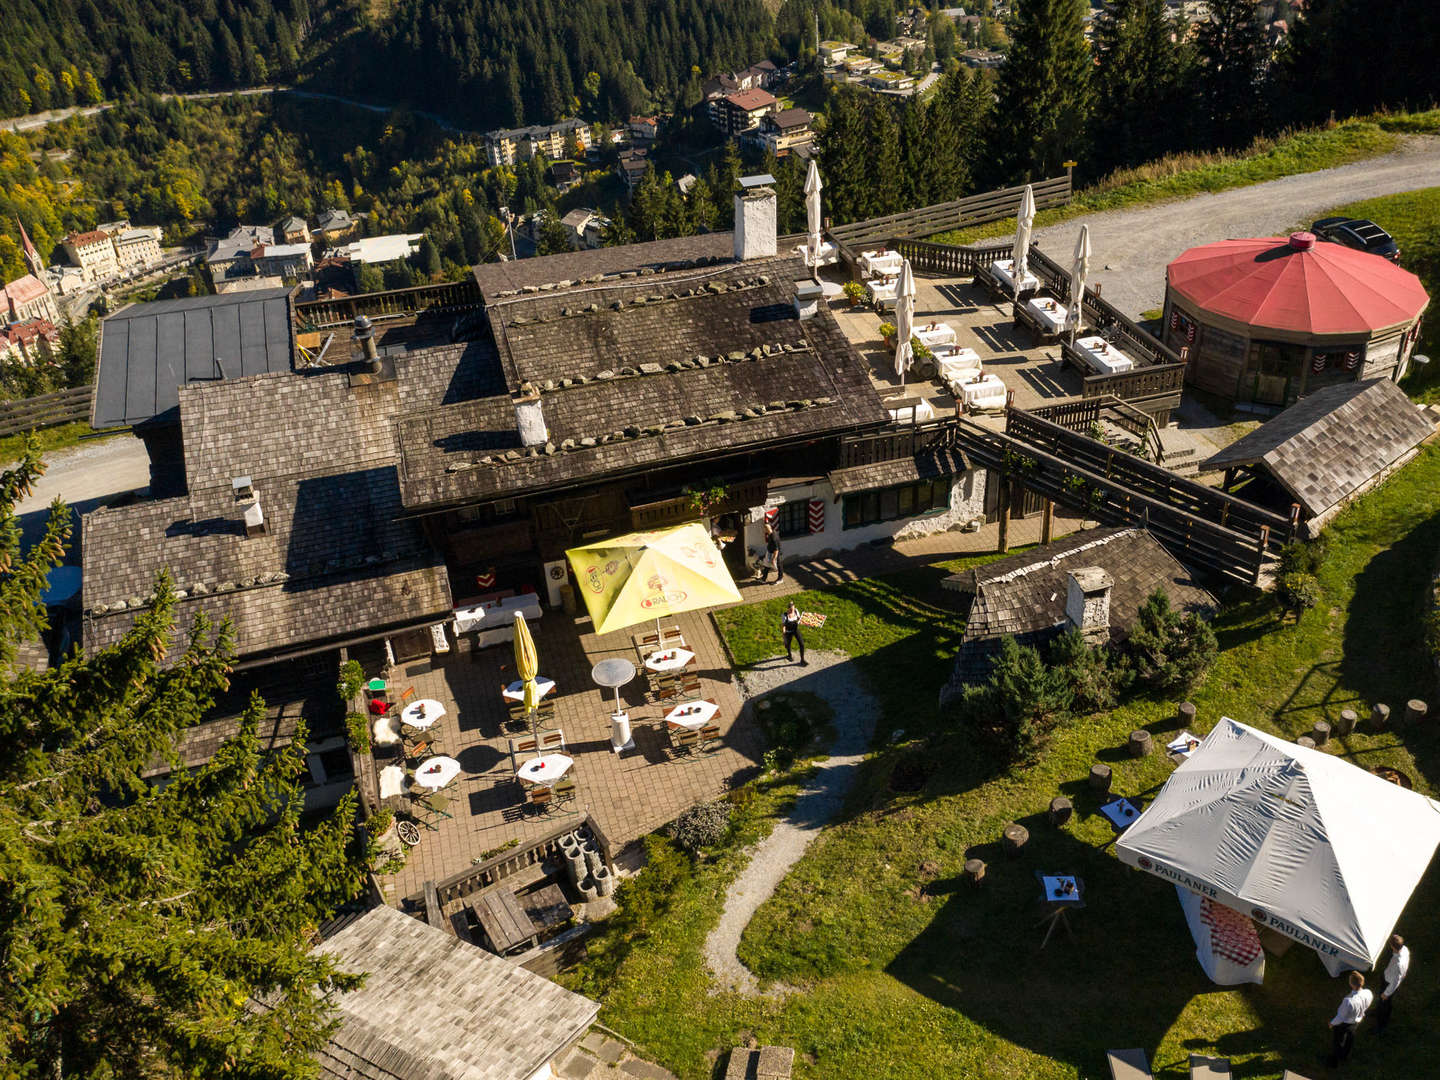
left=372, top=510, right=1086, bottom=906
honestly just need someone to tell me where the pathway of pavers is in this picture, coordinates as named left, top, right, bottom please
left=702, top=649, right=877, bottom=995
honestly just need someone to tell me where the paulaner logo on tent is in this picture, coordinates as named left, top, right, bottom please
left=1141, top=857, right=1219, bottom=899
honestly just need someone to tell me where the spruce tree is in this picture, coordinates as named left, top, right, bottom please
left=0, top=445, right=367, bottom=1077
left=987, top=0, right=1092, bottom=181
left=1195, top=0, right=1267, bottom=147
left=1092, top=0, right=1197, bottom=173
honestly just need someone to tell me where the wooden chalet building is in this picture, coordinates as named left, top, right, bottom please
left=82, top=179, right=982, bottom=692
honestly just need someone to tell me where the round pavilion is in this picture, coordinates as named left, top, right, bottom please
left=1162, top=232, right=1428, bottom=408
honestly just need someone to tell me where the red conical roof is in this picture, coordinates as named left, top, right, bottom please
left=1167, top=233, right=1428, bottom=337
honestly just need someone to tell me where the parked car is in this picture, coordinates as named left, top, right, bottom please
left=1310, top=217, right=1401, bottom=263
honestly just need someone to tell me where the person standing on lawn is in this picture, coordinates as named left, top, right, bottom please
left=1327, top=970, right=1374, bottom=1066
left=1373, top=934, right=1410, bottom=1034
left=781, top=601, right=806, bottom=665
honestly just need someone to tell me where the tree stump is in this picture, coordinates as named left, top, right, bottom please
left=1127, top=729, right=1154, bottom=758
left=1089, top=763, right=1112, bottom=793
left=1178, top=701, right=1197, bottom=727
left=1002, top=823, right=1029, bottom=857
left=1296, top=735, right=1316, bottom=750
left=1048, top=796, right=1073, bottom=826
left=1371, top=703, right=1390, bottom=731
left=964, top=858, right=986, bottom=886
left=1335, top=709, right=1358, bottom=736
left=1310, top=720, right=1331, bottom=746
left=1405, top=699, right=1428, bottom=726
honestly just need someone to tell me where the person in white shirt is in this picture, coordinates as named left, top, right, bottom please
left=1327, top=970, right=1374, bottom=1066
left=1373, top=933, right=1410, bottom=1034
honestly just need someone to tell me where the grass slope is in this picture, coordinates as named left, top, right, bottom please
left=931, top=112, right=1440, bottom=247
left=574, top=446, right=1440, bottom=1080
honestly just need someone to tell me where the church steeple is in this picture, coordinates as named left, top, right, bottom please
left=16, top=217, right=43, bottom=277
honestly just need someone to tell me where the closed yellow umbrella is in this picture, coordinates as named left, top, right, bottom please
left=512, top=611, right=541, bottom=713
left=565, top=522, right=741, bottom=636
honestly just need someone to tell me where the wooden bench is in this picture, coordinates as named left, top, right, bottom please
left=470, top=887, right=538, bottom=955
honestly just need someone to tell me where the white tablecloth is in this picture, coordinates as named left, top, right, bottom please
left=645, top=648, right=695, bottom=673
left=959, top=374, right=1007, bottom=409
left=401, top=700, right=445, bottom=730
left=502, top=676, right=556, bottom=702
left=937, top=348, right=982, bottom=381
left=888, top=399, right=936, bottom=422
left=413, top=755, right=461, bottom=790
left=868, top=279, right=898, bottom=307
left=1025, top=296, right=1068, bottom=335
left=990, top=259, right=1039, bottom=294
left=794, top=240, right=839, bottom=267
left=516, top=753, right=573, bottom=785
left=665, top=700, right=719, bottom=730
left=861, top=251, right=903, bottom=277
left=915, top=324, right=957, bottom=349
left=1074, top=335, right=1134, bottom=374
left=453, top=594, right=543, bottom=636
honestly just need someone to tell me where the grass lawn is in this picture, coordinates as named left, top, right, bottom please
left=931, top=112, right=1439, bottom=247
left=0, top=421, right=119, bottom=466
left=568, top=447, right=1440, bottom=1080
left=1294, top=186, right=1440, bottom=403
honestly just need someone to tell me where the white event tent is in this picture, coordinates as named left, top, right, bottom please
left=1117, top=718, right=1440, bottom=976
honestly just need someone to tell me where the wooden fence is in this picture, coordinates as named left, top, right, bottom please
left=837, top=415, right=963, bottom=469
left=0, top=384, right=94, bottom=439
left=293, top=278, right=484, bottom=330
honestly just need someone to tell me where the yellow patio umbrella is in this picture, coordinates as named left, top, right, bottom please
left=565, top=521, right=742, bottom=636
left=512, top=611, right=541, bottom=713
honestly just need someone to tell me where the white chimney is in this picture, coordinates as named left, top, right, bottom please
left=514, top=382, right=548, bottom=447
left=1065, top=567, right=1112, bottom=644
left=244, top=492, right=266, bottom=537
left=734, top=174, right=777, bottom=262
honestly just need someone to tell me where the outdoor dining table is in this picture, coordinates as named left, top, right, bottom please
left=401, top=699, right=445, bottom=730
left=665, top=698, right=719, bottom=731
left=868, top=278, right=899, bottom=308
left=1025, top=296, right=1068, bottom=336
left=1035, top=871, right=1086, bottom=948
left=914, top=323, right=957, bottom=350
left=502, top=676, right=556, bottom=702
left=645, top=647, right=695, bottom=673
left=990, top=258, right=1039, bottom=295
left=412, top=754, right=461, bottom=791
left=936, top=347, right=982, bottom=381
left=958, top=373, right=1007, bottom=409
left=1099, top=796, right=1143, bottom=832
left=516, top=753, right=574, bottom=786
left=1074, top=335, right=1135, bottom=374
left=861, top=251, right=903, bottom=277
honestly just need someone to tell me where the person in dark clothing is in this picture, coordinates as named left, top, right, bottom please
left=1373, top=934, right=1410, bottom=1034
left=781, top=601, right=806, bottom=664
left=758, top=527, right=782, bottom=583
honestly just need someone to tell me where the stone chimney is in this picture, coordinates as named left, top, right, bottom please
left=1065, top=567, right=1112, bottom=644
left=734, top=175, right=777, bottom=262
left=513, top=382, right=548, bottom=448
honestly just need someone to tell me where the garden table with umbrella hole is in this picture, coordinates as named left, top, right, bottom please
left=516, top=753, right=573, bottom=785
left=401, top=700, right=445, bottom=730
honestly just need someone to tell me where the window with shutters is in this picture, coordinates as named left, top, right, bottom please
left=773, top=499, right=810, bottom=538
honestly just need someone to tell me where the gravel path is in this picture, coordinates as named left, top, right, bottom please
left=703, top=649, right=875, bottom=995
left=1034, top=135, right=1440, bottom=317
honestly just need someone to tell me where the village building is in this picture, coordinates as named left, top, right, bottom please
left=626, top=115, right=659, bottom=143
left=0, top=317, right=60, bottom=365
left=546, top=159, right=582, bottom=193
left=315, top=209, right=358, bottom=241
left=559, top=208, right=607, bottom=249
left=939, top=527, right=1217, bottom=702
left=746, top=107, right=815, bottom=156
left=63, top=229, right=121, bottom=283
left=278, top=215, right=311, bottom=244
left=1, top=272, right=60, bottom=325
left=113, top=227, right=163, bottom=271
left=329, top=234, right=424, bottom=266
left=1164, top=232, right=1429, bottom=409
left=206, top=224, right=277, bottom=283
left=819, top=40, right=857, bottom=64
left=710, top=88, right=778, bottom=136
left=484, top=120, right=592, bottom=168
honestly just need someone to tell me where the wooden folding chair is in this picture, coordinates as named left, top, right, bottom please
left=536, top=728, right=565, bottom=752
left=526, top=785, right=554, bottom=815
left=397, top=686, right=416, bottom=707
left=552, top=776, right=579, bottom=814
left=678, top=675, right=703, bottom=701
left=669, top=726, right=700, bottom=759
left=408, top=788, right=453, bottom=830
left=403, top=731, right=437, bottom=761
left=697, top=722, right=721, bottom=751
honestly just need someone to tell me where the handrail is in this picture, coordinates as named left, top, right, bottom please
left=1105, top=396, right=1166, bottom=466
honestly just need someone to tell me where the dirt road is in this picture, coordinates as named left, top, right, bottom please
left=17, top=435, right=151, bottom=553
left=1033, top=136, right=1440, bottom=316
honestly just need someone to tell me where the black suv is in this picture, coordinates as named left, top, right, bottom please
left=1310, top=217, right=1401, bottom=263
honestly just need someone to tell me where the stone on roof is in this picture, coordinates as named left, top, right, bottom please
left=1199, top=378, right=1435, bottom=527
left=941, top=527, right=1216, bottom=695
left=93, top=288, right=294, bottom=429
left=310, top=905, right=600, bottom=1080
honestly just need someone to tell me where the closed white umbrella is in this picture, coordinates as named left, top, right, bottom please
left=1012, top=183, right=1036, bottom=300
left=894, top=258, right=916, bottom=386
left=805, top=159, right=823, bottom=276
left=1066, top=224, right=1091, bottom=340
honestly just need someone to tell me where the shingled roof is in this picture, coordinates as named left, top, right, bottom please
left=311, top=905, right=599, bottom=1080
left=399, top=254, right=887, bottom=509
left=83, top=369, right=452, bottom=662
left=471, top=233, right=733, bottom=298
left=1199, top=379, right=1434, bottom=529
left=941, top=527, right=1216, bottom=697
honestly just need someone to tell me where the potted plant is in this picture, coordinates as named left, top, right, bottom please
left=842, top=280, right=866, bottom=307
left=878, top=321, right=897, bottom=348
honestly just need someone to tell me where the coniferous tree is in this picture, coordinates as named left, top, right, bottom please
left=986, top=0, right=1092, bottom=182
left=0, top=447, right=367, bottom=1077
left=1195, top=0, right=1267, bottom=147
left=1091, top=0, right=1197, bottom=173
left=817, top=87, right=877, bottom=225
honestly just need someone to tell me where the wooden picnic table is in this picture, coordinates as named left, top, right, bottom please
left=471, top=887, right=538, bottom=954
left=520, top=882, right=573, bottom=933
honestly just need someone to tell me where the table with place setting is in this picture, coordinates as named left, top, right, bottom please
left=664, top=699, right=719, bottom=731
left=989, top=258, right=1039, bottom=295
left=401, top=699, right=445, bottom=730
left=1073, top=335, right=1135, bottom=374
left=1025, top=296, right=1069, bottom=337
left=516, top=753, right=574, bottom=786
left=645, top=647, right=695, bottom=673
left=412, top=754, right=461, bottom=791
left=502, top=676, right=556, bottom=702
left=860, top=250, right=904, bottom=277
left=914, top=323, right=957, bottom=350
left=957, top=372, right=1007, bottom=410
